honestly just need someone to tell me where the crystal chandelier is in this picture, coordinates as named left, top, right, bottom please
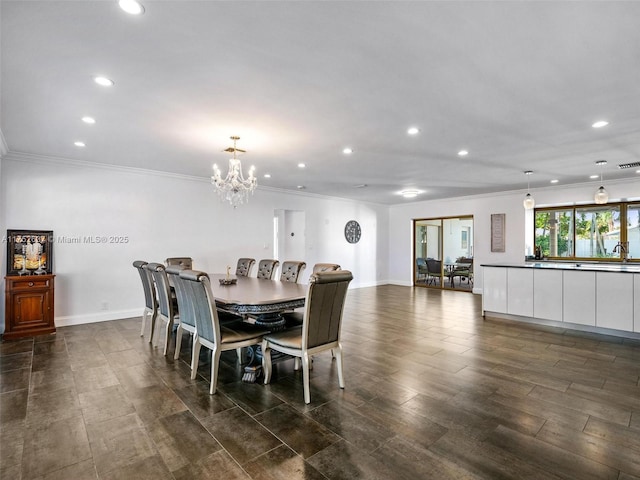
left=211, top=136, right=257, bottom=207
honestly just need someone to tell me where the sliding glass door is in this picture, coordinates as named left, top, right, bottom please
left=414, top=215, right=474, bottom=291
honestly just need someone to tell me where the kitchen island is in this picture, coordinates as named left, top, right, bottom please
left=482, top=262, right=640, bottom=336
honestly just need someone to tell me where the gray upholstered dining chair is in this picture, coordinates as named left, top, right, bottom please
left=179, top=270, right=270, bottom=394
left=132, top=260, right=157, bottom=341
left=146, top=262, right=179, bottom=356
left=257, top=259, right=280, bottom=280
left=166, top=257, right=193, bottom=269
left=235, top=258, right=255, bottom=277
left=311, top=263, right=341, bottom=274
left=262, top=270, right=353, bottom=404
left=280, top=261, right=306, bottom=283
left=166, top=265, right=196, bottom=363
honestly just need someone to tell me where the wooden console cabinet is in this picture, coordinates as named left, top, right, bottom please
left=4, top=274, right=55, bottom=340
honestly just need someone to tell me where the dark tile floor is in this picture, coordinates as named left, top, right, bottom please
left=2, top=285, right=640, bottom=479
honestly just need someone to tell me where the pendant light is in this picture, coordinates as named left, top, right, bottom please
left=523, top=171, right=535, bottom=209
left=594, top=160, right=608, bottom=204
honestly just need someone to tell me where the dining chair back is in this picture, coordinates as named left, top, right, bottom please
left=166, top=265, right=196, bottom=362
left=179, top=269, right=270, bottom=394
left=235, top=258, right=255, bottom=277
left=280, top=261, right=307, bottom=283
left=262, top=269, right=353, bottom=404
left=166, top=257, right=193, bottom=269
left=426, top=258, right=443, bottom=285
left=146, top=262, right=179, bottom=356
left=132, top=260, right=157, bottom=341
left=257, top=259, right=280, bottom=280
left=311, top=263, right=341, bottom=274
left=416, top=257, right=428, bottom=282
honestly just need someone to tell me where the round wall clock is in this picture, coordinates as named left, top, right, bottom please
left=344, top=220, right=361, bottom=244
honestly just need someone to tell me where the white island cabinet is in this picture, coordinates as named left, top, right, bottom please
left=482, top=263, right=640, bottom=337
left=563, top=270, right=595, bottom=326
left=596, top=272, right=633, bottom=331
left=507, top=268, right=533, bottom=317
left=533, top=269, right=563, bottom=321
left=482, top=266, right=507, bottom=313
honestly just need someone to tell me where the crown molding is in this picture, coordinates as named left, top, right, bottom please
left=3, top=150, right=386, bottom=207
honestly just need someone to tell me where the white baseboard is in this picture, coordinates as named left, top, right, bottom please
left=55, top=309, right=140, bottom=327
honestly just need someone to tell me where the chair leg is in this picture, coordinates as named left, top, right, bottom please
left=210, top=348, right=221, bottom=395
left=236, top=348, right=243, bottom=362
left=335, top=345, right=345, bottom=389
left=190, top=337, right=201, bottom=380
left=174, top=324, right=183, bottom=360
left=293, top=357, right=300, bottom=370
left=163, top=319, right=172, bottom=356
left=148, top=310, right=157, bottom=344
left=302, top=353, right=311, bottom=404
left=140, top=309, right=147, bottom=336
left=262, top=341, right=272, bottom=384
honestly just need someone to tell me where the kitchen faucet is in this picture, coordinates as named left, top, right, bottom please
left=613, top=241, right=629, bottom=262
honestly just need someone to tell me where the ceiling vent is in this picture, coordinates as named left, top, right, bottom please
left=618, top=162, right=640, bottom=169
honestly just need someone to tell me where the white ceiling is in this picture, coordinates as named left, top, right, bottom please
left=2, top=1, right=639, bottom=205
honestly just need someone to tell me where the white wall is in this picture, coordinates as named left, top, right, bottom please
left=1, top=155, right=388, bottom=330
left=387, top=177, right=640, bottom=292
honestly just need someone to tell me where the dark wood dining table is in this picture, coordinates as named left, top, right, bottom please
left=210, top=274, right=307, bottom=328
left=209, top=273, right=307, bottom=382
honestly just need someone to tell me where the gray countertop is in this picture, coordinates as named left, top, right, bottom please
left=481, top=262, right=640, bottom=273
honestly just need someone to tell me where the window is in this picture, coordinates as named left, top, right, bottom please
left=575, top=205, right=620, bottom=259
left=534, top=202, right=638, bottom=262
left=535, top=209, right=573, bottom=258
left=627, top=203, right=640, bottom=260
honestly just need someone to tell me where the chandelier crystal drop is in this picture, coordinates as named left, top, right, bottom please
left=211, top=136, right=257, bottom=208
left=594, top=160, right=609, bottom=205
left=523, top=171, right=535, bottom=210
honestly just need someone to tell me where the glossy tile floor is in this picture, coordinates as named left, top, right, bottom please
left=2, top=285, right=640, bottom=479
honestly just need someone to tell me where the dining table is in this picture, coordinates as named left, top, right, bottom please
left=210, top=273, right=307, bottom=328
left=209, top=273, right=308, bottom=382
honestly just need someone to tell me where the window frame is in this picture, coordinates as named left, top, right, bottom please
left=534, top=201, right=638, bottom=263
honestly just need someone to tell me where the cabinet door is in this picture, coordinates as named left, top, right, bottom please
left=596, top=272, right=633, bottom=331
left=507, top=268, right=533, bottom=317
left=11, top=289, right=51, bottom=331
left=563, top=271, right=595, bottom=326
left=534, top=269, right=563, bottom=321
left=482, top=267, right=507, bottom=314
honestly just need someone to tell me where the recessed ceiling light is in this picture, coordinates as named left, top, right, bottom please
left=82, top=116, right=96, bottom=124
left=297, top=185, right=306, bottom=190
left=94, top=76, right=114, bottom=87
left=353, top=184, right=368, bottom=188
left=589, top=174, right=599, bottom=179
left=401, top=190, right=419, bottom=198
left=118, top=0, right=145, bottom=15
left=458, top=150, right=469, bottom=156
left=342, top=147, right=353, bottom=154
left=263, top=173, right=271, bottom=178
left=550, top=179, right=559, bottom=184
left=407, top=127, right=420, bottom=135
left=636, top=169, right=640, bottom=174
left=298, top=163, right=306, bottom=168
left=592, top=120, right=609, bottom=128
left=74, top=141, right=86, bottom=147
